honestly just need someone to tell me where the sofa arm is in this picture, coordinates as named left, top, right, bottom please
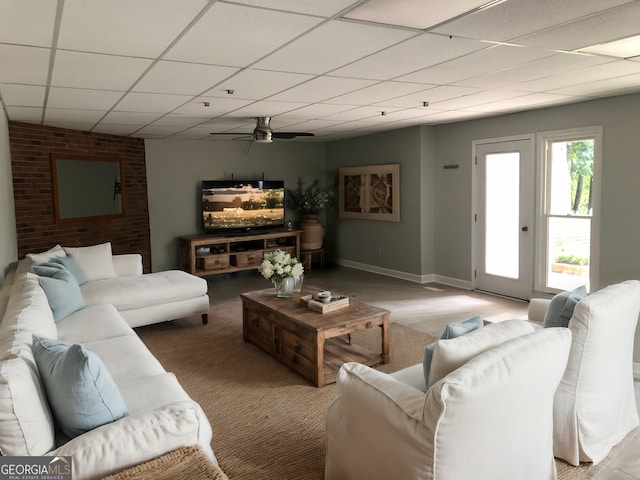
left=47, top=401, right=214, bottom=480
left=529, top=298, right=552, bottom=324
left=112, top=254, right=143, bottom=277
left=326, top=362, right=433, bottom=480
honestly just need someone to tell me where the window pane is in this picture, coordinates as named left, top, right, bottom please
left=485, top=152, right=519, bottom=279
left=549, top=140, right=594, bottom=216
left=547, top=216, right=590, bottom=291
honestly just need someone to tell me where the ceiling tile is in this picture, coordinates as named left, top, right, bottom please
left=100, top=111, right=163, bottom=125
left=276, top=103, right=359, bottom=118
left=135, top=125, right=186, bottom=136
left=398, top=44, right=555, bottom=85
left=51, top=51, right=152, bottom=90
left=47, top=87, right=123, bottom=110
left=44, top=108, right=105, bottom=123
left=91, top=124, right=143, bottom=136
left=170, top=126, right=213, bottom=139
left=374, top=85, right=478, bottom=108
left=343, top=0, right=490, bottom=30
left=465, top=93, right=581, bottom=113
left=269, top=76, right=377, bottom=103
left=453, top=52, right=613, bottom=89
left=114, top=92, right=193, bottom=114
left=320, top=106, right=401, bottom=121
left=45, top=121, right=97, bottom=131
left=58, top=0, right=207, bottom=57
left=550, top=72, right=640, bottom=97
left=172, top=97, right=254, bottom=116
left=0, top=84, right=46, bottom=107
left=0, top=45, right=51, bottom=84
left=164, top=3, right=322, bottom=67
left=513, top=59, right=640, bottom=92
left=207, top=69, right=314, bottom=100
left=429, top=89, right=531, bottom=110
left=515, top=1, right=640, bottom=51
left=229, top=100, right=311, bottom=117
left=254, top=19, right=414, bottom=75
left=0, top=0, right=57, bottom=47
left=231, top=0, right=360, bottom=17
left=432, top=0, right=633, bottom=43
left=134, top=61, right=238, bottom=95
left=331, top=33, right=487, bottom=81
left=150, top=115, right=208, bottom=127
left=326, top=81, right=431, bottom=106
left=5, top=106, right=42, bottom=122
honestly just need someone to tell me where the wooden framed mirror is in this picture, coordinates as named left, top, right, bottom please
left=51, top=153, right=125, bottom=223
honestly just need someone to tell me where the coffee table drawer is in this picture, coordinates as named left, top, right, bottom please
left=244, top=310, right=274, bottom=353
left=281, top=329, right=314, bottom=362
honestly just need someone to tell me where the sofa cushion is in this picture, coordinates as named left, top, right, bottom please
left=63, top=242, right=117, bottom=281
left=57, top=304, right=134, bottom=344
left=543, top=285, right=587, bottom=328
left=80, top=270, right=207, bottom=311
left=423, top=315, right=483, bottom=386
left=26, top=245, right=66, bottom=264
left=0, top=357, right=56, bottom=455
left=428, top=319, right=536, bottom=388
left=50, top=255, right=88, bottom=286
left=32, top=263, right=86, bottom=322
left=32, top=335, right=128, bottom=439
left=0, top=273, right=57, bottom=360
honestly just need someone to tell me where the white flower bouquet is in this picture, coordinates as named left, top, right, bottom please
left=259, top=249, right=304, bottom=283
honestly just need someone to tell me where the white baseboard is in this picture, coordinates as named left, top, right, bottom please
left=333, top=258, right=472, bottom=289
left=634, top=362, right=640, bottom=380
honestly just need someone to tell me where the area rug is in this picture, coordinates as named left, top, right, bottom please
left=102, top=445, right=229, bottom=480
left=136, top=301, right=637, bottom=480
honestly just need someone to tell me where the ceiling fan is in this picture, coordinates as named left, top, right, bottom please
left=209, top=117, right=314, bottom=143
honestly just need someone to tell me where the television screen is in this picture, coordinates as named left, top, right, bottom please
left=202, top=180, right=285, bottom=233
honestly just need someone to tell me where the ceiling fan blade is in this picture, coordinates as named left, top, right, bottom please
left=272, top=132, right=315, bottom=139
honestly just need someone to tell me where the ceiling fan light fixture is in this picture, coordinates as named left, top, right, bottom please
left=253, top=130, right=272, bottom=143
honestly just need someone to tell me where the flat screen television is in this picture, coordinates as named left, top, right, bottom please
left=201, top=180, right=285, bottom=234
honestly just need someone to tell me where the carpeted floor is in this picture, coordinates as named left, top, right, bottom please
left=136, top=301, right=637, bottom=480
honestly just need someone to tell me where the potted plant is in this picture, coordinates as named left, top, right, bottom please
left=286, top=178, right=334, bottom=250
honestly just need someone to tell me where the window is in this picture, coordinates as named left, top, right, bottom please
left=537, top=127, right=601, bottom=292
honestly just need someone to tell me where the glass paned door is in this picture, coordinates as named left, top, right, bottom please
left=475, top=138, right=534, bottom=300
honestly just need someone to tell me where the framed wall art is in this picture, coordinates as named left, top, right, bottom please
left=338, top=163, right=400, bottom=222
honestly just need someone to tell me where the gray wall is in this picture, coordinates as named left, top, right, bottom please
left=431, top=93, right=640, bottom=363
left=433, top=93, right=640, bottom=287
left=325, top=126, right=434, bottom=279
left=144, top=139, right=326, bottom=272
left=0, top=103, right=17, bottom=284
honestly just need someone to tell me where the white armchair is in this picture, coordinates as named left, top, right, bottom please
left=325, top=327, right=572, bottom=480
left=531, top=280, right=640, bottom=466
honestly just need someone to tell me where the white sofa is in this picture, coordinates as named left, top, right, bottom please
left=0, top=251, right=214, bottom=479
left=325, top=323, right=572, bottom=480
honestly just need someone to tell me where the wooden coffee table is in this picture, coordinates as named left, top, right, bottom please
left=241, top=286, right=390, bottom=387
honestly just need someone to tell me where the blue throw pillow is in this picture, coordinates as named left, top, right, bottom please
left=440, top=314, right=484, bottom=339
left=423, top=314, right=484, bottom=386
left=32, top=262, right=86, bottom=321
left=32, top=335, right=128, bottom=438
left=50, top=254, right=88, bottom=285
left=543, top=285, right=587, bottom=328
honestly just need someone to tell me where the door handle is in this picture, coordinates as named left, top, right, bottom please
left=521, top=226, right=529, bottom=232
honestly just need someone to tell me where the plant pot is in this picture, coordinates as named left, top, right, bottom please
left=299, top=214, right=324, bottom=250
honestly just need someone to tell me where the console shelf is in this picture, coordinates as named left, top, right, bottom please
left=179, top=231, right=301, bottom=277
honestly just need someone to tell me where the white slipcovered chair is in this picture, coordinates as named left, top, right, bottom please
left=529, top=280, right=640, bottom=466
left=325, top=326, right=572, bottom=480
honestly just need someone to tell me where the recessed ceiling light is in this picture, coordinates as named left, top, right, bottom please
left=579, top=34, right=640, bottom=59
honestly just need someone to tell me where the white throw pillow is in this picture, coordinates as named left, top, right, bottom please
left=63, top=243, right=117, bottom=281
left=26, top=245, right=66, bottom=265
left=427, top=319, right=536, bottom=388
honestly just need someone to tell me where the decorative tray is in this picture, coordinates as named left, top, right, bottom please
left=300, top=294, right=349, bottom=313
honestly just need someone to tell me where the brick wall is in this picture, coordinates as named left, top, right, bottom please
left=8, top=121, right=151, bottom=272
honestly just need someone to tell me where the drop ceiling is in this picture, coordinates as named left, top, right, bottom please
left=1, top=0, right=640, bottom=142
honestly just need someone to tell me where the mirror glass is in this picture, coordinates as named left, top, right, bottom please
left=51, top=154, right=124, bottom=222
